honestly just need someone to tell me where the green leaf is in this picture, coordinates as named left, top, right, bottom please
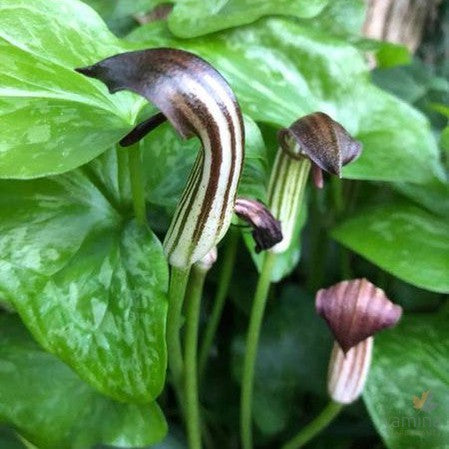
left=243, top=199, right=307, bottom=282
left=394, top=180, right=449, bottom=218
left=167, top=0, right=328, bottom=38
left=82, top=0, right=163, bottom=35
left=0, top=0, right=139, bottom=179
left=302, top=0, right=365, bottom=36
left=129, top=19, right=444, bottom=183
left=332, top=203, right=449, bottom=293
left=0, top=149, right=169, bottom=402
left=142, top=115, right=267, bottom=213
left=364, top=313, right=449, bottom=449
left=0, top=314, right=167, bottom=449
left=0, top=427, right=26, bottom=449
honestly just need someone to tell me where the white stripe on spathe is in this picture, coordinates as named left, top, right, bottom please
left=163, top=73, right=243, bottom=268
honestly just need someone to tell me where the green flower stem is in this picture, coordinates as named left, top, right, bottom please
left=184, top=266, right=207, bottom=449
left=127, top=143, right=146, bottom=225
left=198, top=230, right=239, bottom=379
left=240, top=250, right=277, bottom=449
left=281, top=401, right=344, bottom=449
left=167, top=266, right=191, bottom=401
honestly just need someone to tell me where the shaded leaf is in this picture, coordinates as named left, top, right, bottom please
left=129, top=19, right=444, bottom=183
left=232, top=284, right=332, bottom=435
left=332, top=203, right=449, bottom=293
left=0, top=314, right=167, bottom=449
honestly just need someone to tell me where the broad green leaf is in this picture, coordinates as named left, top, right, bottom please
left=82, top=0, right=163, bottom=35
left=303, top=0, right=365, bottom=36
left=332, top=203, right=449, bottom=293
left=364, top=314, right=449, bottom=449
left=0, top=149, right=169, bottom=402
left=395, top=180, right=449, bottom=218
left=0, top=314, right=167, bottom=449
left=142, top=115, right=267, bottom=212
left=0, top=0, right=139, bottom=178
left=167, top=0, right=327, bottom=38
left=128, top=19, right=444, bottom=183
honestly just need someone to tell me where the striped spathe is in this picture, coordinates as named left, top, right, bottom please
left=76, top=48, right=244, bottom=268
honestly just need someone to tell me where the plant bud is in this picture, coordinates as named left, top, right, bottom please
left=316, top=278, right=402, bottom=353
left=268, top=112, right=361, bottom=253
left=234, top=198, right=282, bottom=252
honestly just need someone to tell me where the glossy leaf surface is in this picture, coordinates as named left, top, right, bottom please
left=0, top=314, right=167, bottom=449
left=0, top=150, right=169, bottom=402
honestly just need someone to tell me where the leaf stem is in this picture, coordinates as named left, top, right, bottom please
left=240, top=250, right=277, bottom=449
left=184, top=266, right=207, bottom=449
left=280, top=401, right=343, bottom=449
left=127, top=143, right=146, bottom=225
left=198, top=230, right=239, bottom=379
left=167, top=265, right=191, bottom=401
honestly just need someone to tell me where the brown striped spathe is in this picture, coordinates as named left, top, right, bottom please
left=278, top=112, right=362, bottom=177
left=76, top=48, right=244, bottom=268
left=267, top=112, right=360, bottom=253
left=327, top=338, right=373, bottom=404
left=267, top=145, right=310, bottom=253
left=234, top=198, right=282, bottom=253
left=316, top=278, right=402, bottom=353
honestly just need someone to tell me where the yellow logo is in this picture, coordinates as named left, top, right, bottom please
left=413, top=391, right=436, bottom=412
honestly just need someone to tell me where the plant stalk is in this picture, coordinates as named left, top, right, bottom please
left=281, top=401, right=343, bottom=449
left=184, top=266, right=207, bottom=449
left=240, top=250, right=277, bottom=449
left=198, top=230, right=239, bottom=379
left=127, top=143, right=146, bottom=225
left=167, top=265, right=191, bottom=401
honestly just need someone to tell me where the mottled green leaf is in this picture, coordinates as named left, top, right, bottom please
left=129, top=19, right=444, bottom=183
left=332, top=203, right=449, bottom=293
left=303, top=0, right=365, bottom=36
left=364, top=314, right=449, bottom=449
left=0, top=314, right=167, bottom=449
left=82, top=0, right=163, bottom=35
left=167, top=0, right=327, bottom=38
left=0, top=150, right=169, bottom=402
left=0, top=0, right=139, bottom=178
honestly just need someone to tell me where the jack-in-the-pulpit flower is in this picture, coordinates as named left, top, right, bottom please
left=76, top=48, right=244, bottom=268
left=234, top=198, right=282, bottom=253
left=269, top=112, right=362, bottom=253
left=316, top=278, right=402, bottom=404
